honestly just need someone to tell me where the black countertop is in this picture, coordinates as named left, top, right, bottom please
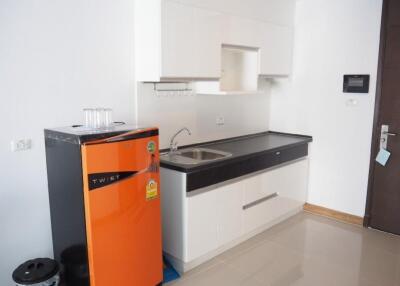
left=160, top=131, right=312, bottom=192
left=161, top=131, right=312, bottom=172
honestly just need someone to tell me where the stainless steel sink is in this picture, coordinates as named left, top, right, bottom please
left=179, top=149, right=228, bottom=160
left=161, top=148, right=232, bottom=165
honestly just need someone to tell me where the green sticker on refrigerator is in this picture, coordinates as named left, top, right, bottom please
left=147, top=141, right=156, bottom=154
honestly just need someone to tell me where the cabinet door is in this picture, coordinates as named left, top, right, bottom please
left=185, top=190, right=218, bottom=262
left=243, top=159, right=309, bottom=233
left=243, top=159, right=309, bottom=206
left=269, top=159, right=309, bottom=202
left=259, top=23, right=293, bottom=76
left=243, top=196, right=303, bottom=234
left=162, top=0, right=222, bottom=79
left=222, top=15, right=261, bottom=48
left=243, top=171, right=278, bottom=207
left=216, top=182, right=243, bottom=247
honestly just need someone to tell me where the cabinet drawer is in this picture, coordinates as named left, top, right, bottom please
left=187, top=151, right=279, bottom=191
left=186, top=143, right=308, bottom=192
left=277, top=144, right=308, bottom=165
left=243, top=195, right=303, bottom=234
left=242, top=158, right=309, bottom=206
left=242, top=171, right=277, bottom=206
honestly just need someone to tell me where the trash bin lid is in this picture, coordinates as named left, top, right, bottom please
left=12, top=258, right=59, bottom=284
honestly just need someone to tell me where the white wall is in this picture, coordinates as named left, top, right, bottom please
left=0, top=0, right=135, bottom=284
left=270, top=0, right=383, bottom=216
left=137, top=82, right=271, bottom=149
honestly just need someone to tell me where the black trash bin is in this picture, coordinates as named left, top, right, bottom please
left=12, top=258, right=60, bottom=286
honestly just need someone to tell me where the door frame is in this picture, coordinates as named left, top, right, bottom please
left=364, top=0, right=389, bottom=227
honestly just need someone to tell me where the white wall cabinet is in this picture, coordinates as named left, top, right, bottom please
left=135, top=0, right=222, bottom=82
left=259, top=23, right=294, bottom=76
left=135, top=0, right=295, bottom=82
left=161, top=158, right=309, bottom=273
left=162, top=1, right=222, bottom=79
left=175, top=0, right=296, bottom=27
left=221, top=15, right=294, bottom=77
left=222, top=15, right=261, bottom=48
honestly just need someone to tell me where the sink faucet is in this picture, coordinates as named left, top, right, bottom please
left=170, top=127, right=192, bottom=153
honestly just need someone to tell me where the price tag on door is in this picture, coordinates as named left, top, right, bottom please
left=376, top=149, right=391, bottom=166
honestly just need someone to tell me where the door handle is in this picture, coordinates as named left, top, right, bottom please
left=383, top=131, right=397, bottom=136
left=380, top=125, right=397, bottom=149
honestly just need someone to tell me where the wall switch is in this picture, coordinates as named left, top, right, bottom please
left=346, top=98, right=358, bottom=106
left=216, top=116, right=225, bottom=126
left=11, top=139, right=32, bottom=152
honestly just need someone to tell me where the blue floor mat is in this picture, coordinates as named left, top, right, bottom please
left=163, top=257, right=180, bottom=284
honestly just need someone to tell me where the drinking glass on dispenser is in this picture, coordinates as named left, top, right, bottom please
left=84, top=108, right=113, bottom=129
left=84, top=108, right=95, bottom=128
left=95, top=108, right=105, bottom=128
left=104, top=108, right=113, bottom=127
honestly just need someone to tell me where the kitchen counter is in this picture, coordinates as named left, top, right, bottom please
left=160, top=131, right=312, bottom=192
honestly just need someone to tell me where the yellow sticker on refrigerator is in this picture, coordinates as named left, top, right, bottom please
left=146, top=179, right=158, bottom=200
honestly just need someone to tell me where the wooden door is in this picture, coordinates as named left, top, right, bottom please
left=365, top=0, right=400, bottom=235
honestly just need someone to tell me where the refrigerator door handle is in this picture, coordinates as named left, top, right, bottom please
left=136, top=155, right=159, bottom=175
left=88, top=157, right=159, bottom=191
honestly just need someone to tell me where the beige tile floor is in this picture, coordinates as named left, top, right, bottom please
left=167, top=212, right=400, bottom=286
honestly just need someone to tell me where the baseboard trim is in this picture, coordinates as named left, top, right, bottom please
left=303, top=203, right=364, bottom=226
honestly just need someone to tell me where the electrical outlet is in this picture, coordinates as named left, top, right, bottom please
left=216, top=116, right=225, bottom=126
left=11, top=139, right=32, bottom=152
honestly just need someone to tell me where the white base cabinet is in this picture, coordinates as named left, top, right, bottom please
left=216, top=182, right=243, bottom=247
left=186, top=189, right=218, bottom=261
left=161, top=159, right=309, bottom=273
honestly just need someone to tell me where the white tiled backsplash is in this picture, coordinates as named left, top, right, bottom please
left=136, top=82, right=272, bottom=149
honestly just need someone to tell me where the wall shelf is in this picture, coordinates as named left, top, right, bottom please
left=195, top=45, right=268, bottom=95
left=220, top=45, right=259, bottom=92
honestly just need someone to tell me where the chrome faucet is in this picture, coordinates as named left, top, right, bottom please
left=170, top=127, right=192, bottom=153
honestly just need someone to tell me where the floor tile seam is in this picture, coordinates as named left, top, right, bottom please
left=260, top=241, right=366, bottom=274
left=175, top=260, right=225, bottom=283
left=221, top=258, right=273, bottom=285
left=298, top=252, right=398, bottom=284
left=261, top=225, right=328, bottom=244
left=259, top=238, right=314, bottom=259
left=217, top=238, right=270, bottom=262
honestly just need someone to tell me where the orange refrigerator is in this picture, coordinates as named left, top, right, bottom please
left=45, top=126, right=163, bottom=286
